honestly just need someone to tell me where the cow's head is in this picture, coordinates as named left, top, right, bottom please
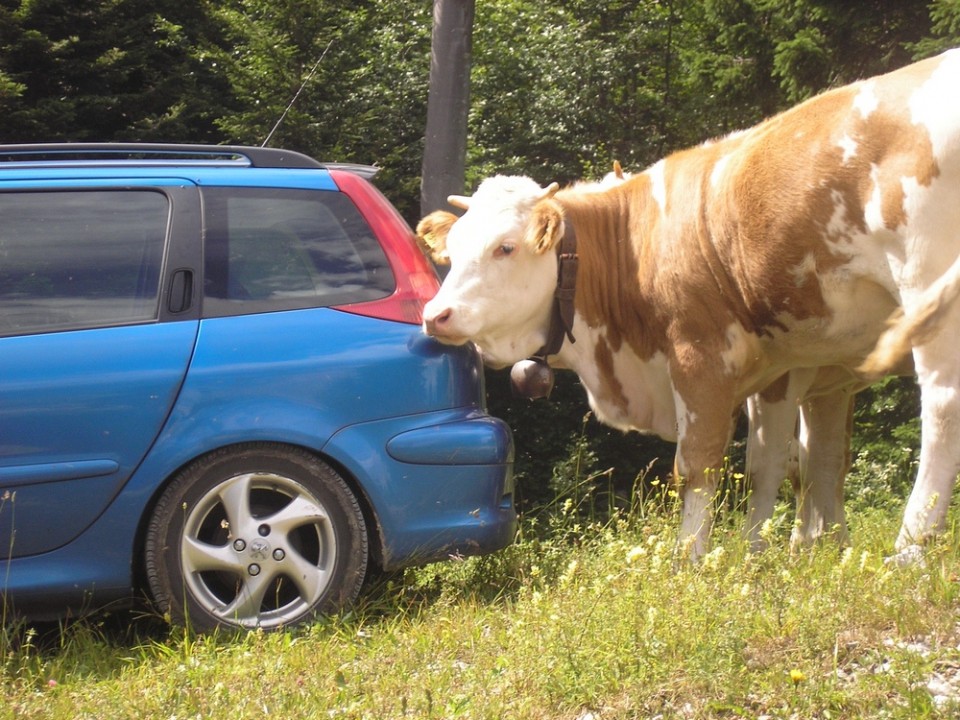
left=418, top=176, right=564, bottom=369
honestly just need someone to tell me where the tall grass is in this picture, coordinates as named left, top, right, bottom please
left=3, top=460, right=960, bottom=719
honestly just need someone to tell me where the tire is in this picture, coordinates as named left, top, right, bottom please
left=144, top=443, right=368, bottom=631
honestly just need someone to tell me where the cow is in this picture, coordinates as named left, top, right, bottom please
left=573, top=164, right=870, bottom=552
left=418, top=49, right=960, bottom=561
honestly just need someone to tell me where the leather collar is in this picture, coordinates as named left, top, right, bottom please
left=533, top=220, right=578, bottom=359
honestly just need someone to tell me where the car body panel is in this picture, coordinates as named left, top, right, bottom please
left=0, top=323, right=198, bottom=557
left=157, top=309, right=487, bottom=456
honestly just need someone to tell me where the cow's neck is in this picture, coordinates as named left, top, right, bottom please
left=556, top=181, right=665, bottom=362
left=548, top=186, right=680, bottom=438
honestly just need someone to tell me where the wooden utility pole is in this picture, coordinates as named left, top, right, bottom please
left=420, top=0, right=475, bottom=217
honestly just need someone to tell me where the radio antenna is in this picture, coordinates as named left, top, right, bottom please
left=262, top=39, right=334, bottom=147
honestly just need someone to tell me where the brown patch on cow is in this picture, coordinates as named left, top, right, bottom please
left=554, top=177, right=669, bottom=362
left=733, top=58, right=940, bottom=253
left=758, top=372, right=790, bottom=404
left=865, top=56, right=942, bottom=229
left=658, top=56, right=938, bottom=342
left=698, top=88, right=863, bottom=332
left=593, top=334, right=630, bottom=416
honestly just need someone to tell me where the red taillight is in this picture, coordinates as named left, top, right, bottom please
left=329, top=169, right=440, bottom=324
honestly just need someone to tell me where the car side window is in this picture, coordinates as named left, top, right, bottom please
left=0, top=190, right=168, bottom=337
left=201, top=187, right=395, bottom=316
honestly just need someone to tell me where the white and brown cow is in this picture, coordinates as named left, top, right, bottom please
left=579, top=164, right=867, bottom=552
left=418, top=49, right=960, bottom=560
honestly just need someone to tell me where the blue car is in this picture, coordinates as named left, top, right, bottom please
left=0, top=144, right=516, bottom=631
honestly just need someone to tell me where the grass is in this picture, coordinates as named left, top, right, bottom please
left=4, top=486, right=960, bottom=719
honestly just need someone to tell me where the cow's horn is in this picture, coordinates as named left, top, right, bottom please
left=538, top=182, right=560, bottom=201
left=447, top=195, right=471, bottom=210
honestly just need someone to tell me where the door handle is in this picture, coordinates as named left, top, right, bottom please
left=168, top=268, right=194, bottom=314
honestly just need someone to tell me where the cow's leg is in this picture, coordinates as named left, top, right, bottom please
left=744, top=393, right=795, bottom=549
left=676, top=463, right=722, bottom=561
left=675, top=397, right=738, bottom=561
left=790, top=387, right=854, bottom=548
left=896, top=343, right=960, bottom=552
left=744, top=369, right=817, bottom=550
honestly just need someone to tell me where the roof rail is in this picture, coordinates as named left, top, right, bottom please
left=0, top=143, right=377, bottom=174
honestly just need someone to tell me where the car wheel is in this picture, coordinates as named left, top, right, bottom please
left=145, top=443, right=368, bottom=631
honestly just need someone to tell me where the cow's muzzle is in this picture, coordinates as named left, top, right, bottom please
left=422, top=306, right=469, bottom=345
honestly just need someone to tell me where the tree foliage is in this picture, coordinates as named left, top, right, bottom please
left=0, top=0, right=229, bottom=141
left=204, top=0, right=432, bottom=219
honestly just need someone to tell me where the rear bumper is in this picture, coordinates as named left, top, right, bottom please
left=323, top=409, right=517, bottom=570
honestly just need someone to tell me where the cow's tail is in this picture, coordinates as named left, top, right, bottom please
left=859, top=254, right=960, bottom=379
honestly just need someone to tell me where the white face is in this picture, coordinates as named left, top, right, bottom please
left=421, top=177, right=561, bottom=369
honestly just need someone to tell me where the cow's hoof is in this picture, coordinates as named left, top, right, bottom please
left=510, top=358, right=554, bottom=399
left=884, top=543, right=926, bottom=568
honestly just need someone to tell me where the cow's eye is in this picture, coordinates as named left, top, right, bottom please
left=493, top=243, right=515, bottom=258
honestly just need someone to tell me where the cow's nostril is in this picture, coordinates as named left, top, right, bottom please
left=425, top=307, right=452, bottom=336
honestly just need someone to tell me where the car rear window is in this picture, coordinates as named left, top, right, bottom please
left=0, top=190, right=167, bottom=337
left=201, top=187, right=395, bottom=317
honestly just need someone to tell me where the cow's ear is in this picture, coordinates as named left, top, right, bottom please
left=416, top=211, right=458, bottom=265
left=525, top=199, right=564, bottom=254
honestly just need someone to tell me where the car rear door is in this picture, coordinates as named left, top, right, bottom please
left=0, top=181, right=201, bottom=558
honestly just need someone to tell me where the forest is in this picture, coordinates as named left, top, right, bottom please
left=3, top=0, right=960, bottom=508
